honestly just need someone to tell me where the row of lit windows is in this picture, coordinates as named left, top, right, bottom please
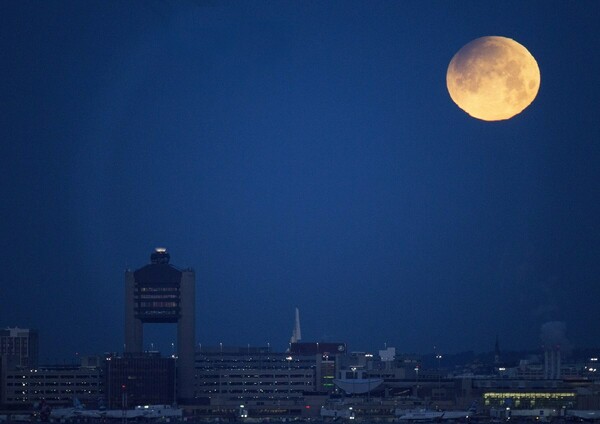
left=6, top=382, right=100, bottom=387
left=196, top=363, right=316, bottom=368
left=197, top=388, right=306, bottom=394
left=137, top=287, right=179, bottom=292
left=137, top=293, right=179, bottom=299
left=9, top=390, right=99, bottom=395
left=484, top=392, right=576, bottom=399
left=6, top=374, right=100, bottom=379
left=196, top=374, right=303, bottom=379
left=136, top=310, right=178, bottom=314
left=199, top=381, right=312, bottom=386
left=139, top=301, right=178, bottom=307
left=7, top=396, right=98, bottom=402
left=7, top=381, right=96, bottom=386
left=196, top=366, right=315, bottom=372
left=197, top=373, right=312, bottom=378
left=196, top=357, right=315, bottom=362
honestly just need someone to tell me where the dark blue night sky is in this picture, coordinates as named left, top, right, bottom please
left=2, top=1, right=600, bottom=362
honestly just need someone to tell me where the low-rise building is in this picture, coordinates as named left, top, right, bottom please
left=104, top=352, right=175, bottom=409
left=191, top=345, right=342, bottom=419
left=1, top=363, right=103, bottom=409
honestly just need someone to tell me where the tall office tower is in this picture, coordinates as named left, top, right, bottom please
left=125, top=248, right=195, bottom=403
left=0, top=327, right=38, bottom=368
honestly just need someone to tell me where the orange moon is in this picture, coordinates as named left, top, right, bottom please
left=446, top=36, right=541, bottom=121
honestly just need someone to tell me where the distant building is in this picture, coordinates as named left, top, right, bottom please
left=289, top=342, right=346, bottom=392
left=480, top=384, right=576, bottom=410
left=0, top=327, right=38, bottom=368
left=544, top=346, right=561, bottom=380
left=192, top=345, right=344, bottom=419
left=125, top=248, right=195, bottom=403
left=105, top=352, right=175, bottom=409
left=194, top=346, right=316, bottom=401
left=0, top=363, right=103, bottom=408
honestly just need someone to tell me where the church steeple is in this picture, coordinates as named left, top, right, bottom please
left=494, top=335, right=501, bottom=364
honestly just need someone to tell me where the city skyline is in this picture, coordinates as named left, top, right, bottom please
left=2, top=301, right=591, bottom=364
left=2, top=1, right=600, bottom=360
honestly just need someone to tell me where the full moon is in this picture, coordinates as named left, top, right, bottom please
left=446, top=36, right=540, bottom=121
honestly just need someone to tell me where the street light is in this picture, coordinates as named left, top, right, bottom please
left=286, top=355, right=293, bottom=402
left=414, top=366, right=420, bottom=398
left=436, top=354, right=442, bottom=388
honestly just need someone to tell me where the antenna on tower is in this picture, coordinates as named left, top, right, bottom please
left=290, top=307, right=302, bottom=344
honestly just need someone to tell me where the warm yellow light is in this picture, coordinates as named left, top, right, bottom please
left=447, top=36, right=540, bottom=121
left=484, top=392, right=575, bottom=399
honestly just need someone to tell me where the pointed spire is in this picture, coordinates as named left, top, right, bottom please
left=290, top=307, right=302, bottom=344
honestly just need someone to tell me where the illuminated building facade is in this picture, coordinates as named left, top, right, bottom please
left=192, top=346, right=336, bottom=419
left=124, top=248, right=195, bottom=403
left=483, top=391, right=576, bottom=409
left=1, top=364, right=103, bottom=408
left=194, top=346, right=316, bottom=401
